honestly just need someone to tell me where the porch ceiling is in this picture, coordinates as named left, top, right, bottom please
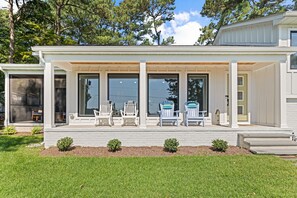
left=53, top=61, right=273, bottom=72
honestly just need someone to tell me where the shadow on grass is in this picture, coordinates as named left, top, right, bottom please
left=0, top=135, right=43, bottom=152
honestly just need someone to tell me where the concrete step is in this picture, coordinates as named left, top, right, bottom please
left=250, top=148, right=297, bottom=155
left=239, top=133, right=292, bottom=139
left=245, top=140, right=297, bottom=147
left=244, top=137, right=291, bottom=142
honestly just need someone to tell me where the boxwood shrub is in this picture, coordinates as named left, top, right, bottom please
left=2, top=126, right=17, bottom=135
left=212, top=139, right=228, bottom=152
left=31, top=126, right=43, bottom=135
left=57, top=137, right=73, bottom=151
left=164, top=138, right=179, bottom=152
left=107, top=139, right=122, bottom=152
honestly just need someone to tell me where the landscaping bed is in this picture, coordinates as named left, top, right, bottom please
left=41, top=146, right=251, bottom=157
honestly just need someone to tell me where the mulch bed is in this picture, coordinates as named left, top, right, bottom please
left=41, top=146, right=251, bottom=157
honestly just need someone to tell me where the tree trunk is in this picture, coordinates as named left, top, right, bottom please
left=8, top=0, right=14, bottom=63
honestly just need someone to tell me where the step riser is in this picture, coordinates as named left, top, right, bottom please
left=244, top=138, right=291, bottom=142
left=250, top=146, right=297, bottom=150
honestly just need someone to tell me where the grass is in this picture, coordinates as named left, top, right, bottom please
left=0, top=135, right=297, bottom=197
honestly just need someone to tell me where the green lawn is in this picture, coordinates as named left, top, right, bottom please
left=0, top=135, right=297, bottom=198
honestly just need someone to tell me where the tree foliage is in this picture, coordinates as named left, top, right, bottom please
left=197, top=0, right=288, bottom=45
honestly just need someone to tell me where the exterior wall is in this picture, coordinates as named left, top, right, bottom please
left=66, top=66, right=235, bottom=126
left=278, top=25, right=297, bottom=47
left=252, top=64, right=276, bottom=126
left=215, top=22, right=278, bottom=46
left=287, top=99, right=297, bottom=133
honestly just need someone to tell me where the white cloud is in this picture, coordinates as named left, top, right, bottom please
left=0, top=0, right=7, bottom=9
left=174, top=12, right=190, bottom=25
left=160, top=11, right=202, bottom=45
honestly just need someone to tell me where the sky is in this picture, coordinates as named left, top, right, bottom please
left=0, top=0, right=206, bottom=45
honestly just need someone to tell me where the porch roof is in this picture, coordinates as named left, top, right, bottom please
left=31, top=45, right=297, bottom=56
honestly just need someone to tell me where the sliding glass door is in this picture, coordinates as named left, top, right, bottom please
left=78, top=74, right=99, bottom=116
left=187, top=74, right=209, bottom=114
left=108, top=74, right=139, bottom=116
left=148, top=74, right=179, bottom=116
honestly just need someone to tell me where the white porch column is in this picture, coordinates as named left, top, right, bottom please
left=139, top=61, right=147, bottom=128
left=229, top=61, right=238, bottom=128
left=275, top=60, right=287, bottom=128
left=44, top=62, right=55, bottom=128
left=100, top=70, right=107, bottom=102
left=4, top=71, right=9, bottom=126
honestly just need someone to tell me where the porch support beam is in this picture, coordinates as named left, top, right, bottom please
left=4, top=70, right=9, bottom=126
left=229, top=61, right=238, bottom=128
left=44, top=62, right=55, bottom=128
left=139, top=61, right=147, bottom=128
left=275, top=60, right=288, bottom=128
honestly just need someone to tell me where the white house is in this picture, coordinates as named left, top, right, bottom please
left=1, top=11, right=297, bottom=150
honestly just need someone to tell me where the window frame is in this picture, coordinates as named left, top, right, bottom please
left=9, top=74, right=44, bottom=123
left=147, top=73, right=180, bottom=117
left=288, top=29, right=297, bottom=70
left=77, top=73, right=100, bottom=117
left=187, top=73, right=209, bottom=115
left=107, top=73, right=140, bottom=117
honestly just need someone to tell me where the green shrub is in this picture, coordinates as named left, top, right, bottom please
left=57, top=137, right=73, bottom=151
left=164, top=138, right=179, bottom=152
left=107, top=139, right=122, bottom=152
left=31, top=126, right=43, bottom=135
left=212, top=139, right=228, bottom=152
left=2, top=126, right=17, bottom=135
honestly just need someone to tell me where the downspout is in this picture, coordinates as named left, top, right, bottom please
left=39, top=51, right=45, bottom=66
left=0, top=67, right=9, bottom=126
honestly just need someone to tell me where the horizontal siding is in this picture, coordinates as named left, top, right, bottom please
left=287, top=101, right=297, bottom=132
left=44, top=127, right=292, bottom=148
left=44, top=131, right=238, bottom=148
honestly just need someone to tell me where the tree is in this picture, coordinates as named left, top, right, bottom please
left=8, top=0, right=14, bottom=63
left=197, top=0, right=287, bottom=45
left=144, top=0, right=175, bottom=45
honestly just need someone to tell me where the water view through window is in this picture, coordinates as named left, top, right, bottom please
left=108, top=74, right=139, bottom=116
left=148, top=74, right=179, bottom=116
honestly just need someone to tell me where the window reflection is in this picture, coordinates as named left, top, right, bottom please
left=291, top=31, right=297, bottom=69
left=187, top=74, right=209, bottom=114
left=108, top=74, right=139, bottom=116
left=9, top=75, right=43, bottom=123
left=148, top=74, right=179, bottom=116
left=55, top=75, right=66, bottom=123
left=78, top=74, right=99, bottom=116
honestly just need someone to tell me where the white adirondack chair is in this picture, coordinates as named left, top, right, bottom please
left=94, top=101, right=113, bottom=126
left=184, top=101, right=206, bottom=127
left=120, top=101, right=138, bottom=126
left=159, top=101, right=179, bottom=127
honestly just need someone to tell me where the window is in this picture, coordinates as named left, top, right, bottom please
left=55, top=75, right=66, bottom=123
left=148, top=74, right=179, bottom=116
left=238, top=106, right=244, bottom=115
left=108, top=74, right=139, bottom=116
left=187, top=74, right=209, bottom=114
left=78, top=74, right=99, bottom=116
left=9, top=75, right=43, bottom=123
left=290, top=31, right=297, bottom=69
left=238, top=76, right=244, bottom=86
left=238, top=91, right=244, bottom=101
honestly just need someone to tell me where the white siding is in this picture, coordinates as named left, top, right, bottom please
left=252, top=64, right=276, bottom=126
left=287, top=99, right=297, bottom=133
left=216, top=22, right=278, bottom=46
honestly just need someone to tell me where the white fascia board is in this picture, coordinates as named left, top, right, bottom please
left=0, top=64, right=64, bottom=72
left=0, top=64, right=42, bottom=70
left=32, top=46, right=297, bottom=56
